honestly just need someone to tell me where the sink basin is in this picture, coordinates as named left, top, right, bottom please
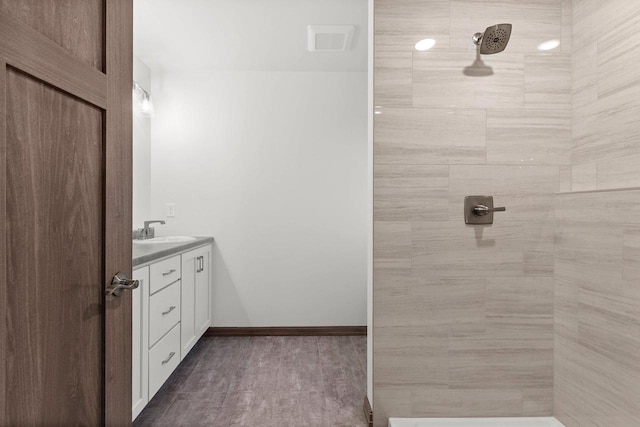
left=134, top=236, right=197, bottom=245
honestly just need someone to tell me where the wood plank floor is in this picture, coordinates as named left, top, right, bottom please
left=134, top=336, right=368, bottom=427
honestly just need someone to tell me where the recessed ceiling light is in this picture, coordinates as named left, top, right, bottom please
left=374, top=111, right=382, bottom=115
left=537, top=39, right=560, bottom=51
left=415, top=38, right=436, bottom=52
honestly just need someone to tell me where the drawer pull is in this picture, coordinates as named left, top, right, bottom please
left=162, top=269, right=177, bottom=277
left=162, top=306, right=176, bottom=316
left=161, top=352, right=176, bottom=365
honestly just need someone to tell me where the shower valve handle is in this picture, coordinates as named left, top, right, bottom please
left=473, top=204, right=506, bottom=216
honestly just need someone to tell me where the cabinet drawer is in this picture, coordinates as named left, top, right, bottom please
left=149, top=281, right=181, bottom=347
left=149, top=255, right=181, bottom=294
left=148, top=322, right=180, bottom=399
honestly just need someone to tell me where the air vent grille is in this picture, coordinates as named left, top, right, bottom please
left=307, top=25, right=355, bottom=52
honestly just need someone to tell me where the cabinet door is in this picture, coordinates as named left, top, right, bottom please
left=132, top=267, right=149, bottom=420
left=180, top=251, right=197, bottom=359
left=195, top=246, right=211, bottom=336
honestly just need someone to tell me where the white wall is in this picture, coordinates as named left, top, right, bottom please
left=149, top=70, right=368, bottom=326
left=133, top=56, right=152, bottom=230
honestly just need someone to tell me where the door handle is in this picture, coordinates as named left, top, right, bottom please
left=105, top=272, right=139, bottom=297
left=473, top=204, right=506, bottom=216
left=162, top=269, right=176, bottom=276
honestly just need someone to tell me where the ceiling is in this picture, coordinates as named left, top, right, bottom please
left=134, top=0, right=368, bottom=72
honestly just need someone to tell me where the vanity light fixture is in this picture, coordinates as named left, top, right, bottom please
left=133, top=81, right=155, bottom=118
left=415, top=38, right=436, bottom=51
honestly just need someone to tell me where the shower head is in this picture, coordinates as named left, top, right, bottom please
left=473, top=23, right=512, bottom=55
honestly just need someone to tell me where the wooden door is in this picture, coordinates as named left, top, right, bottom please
left=0, top=1, right=133, bottom=425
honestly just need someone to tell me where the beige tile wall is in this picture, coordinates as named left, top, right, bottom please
left=554, top=189, right=640, bottom=427
left=570, top=2, right=640, bottom=190
left=373, top=0, right=571, bottom=425
left=554, top=4, right=640, bottom=422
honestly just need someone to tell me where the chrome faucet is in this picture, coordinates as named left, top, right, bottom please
left=134, top=220, right=165, bottom=240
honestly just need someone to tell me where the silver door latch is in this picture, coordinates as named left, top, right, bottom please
left=106, top=272, right=139, bottom=297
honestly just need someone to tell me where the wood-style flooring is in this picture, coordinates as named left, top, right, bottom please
left=134, top=336, right=368, bottom=427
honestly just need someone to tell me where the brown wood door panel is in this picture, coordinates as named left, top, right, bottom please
left=0, top=11, right=107, bottom=108
left=0, top=1, right=132, bottom=425
left=104, top=1, right=133, bottom=424
left=5, top=66, right=104, bottom=426
left=0, top=0, right=104, bottom=71
left=0, top=60, right=7, bottom=427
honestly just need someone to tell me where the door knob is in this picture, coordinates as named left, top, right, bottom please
left=105, top=272, right=139, bottom=297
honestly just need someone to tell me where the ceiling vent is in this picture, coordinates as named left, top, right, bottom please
left=307, top=25, right=356, bottom=52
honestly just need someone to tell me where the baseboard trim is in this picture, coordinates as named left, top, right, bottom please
left=363, top=395, right=373, bottom=427
left=205, top=326, right=367, bottom=337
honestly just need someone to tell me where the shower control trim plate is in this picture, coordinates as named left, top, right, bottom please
left=465, top=195, right=506, bottom=225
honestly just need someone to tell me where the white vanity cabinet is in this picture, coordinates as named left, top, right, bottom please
left=131, top=267, right=149, bottom=420
left=131, top=243, right=212, bottom=421
left=180, top=245, right=211, bottom=358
